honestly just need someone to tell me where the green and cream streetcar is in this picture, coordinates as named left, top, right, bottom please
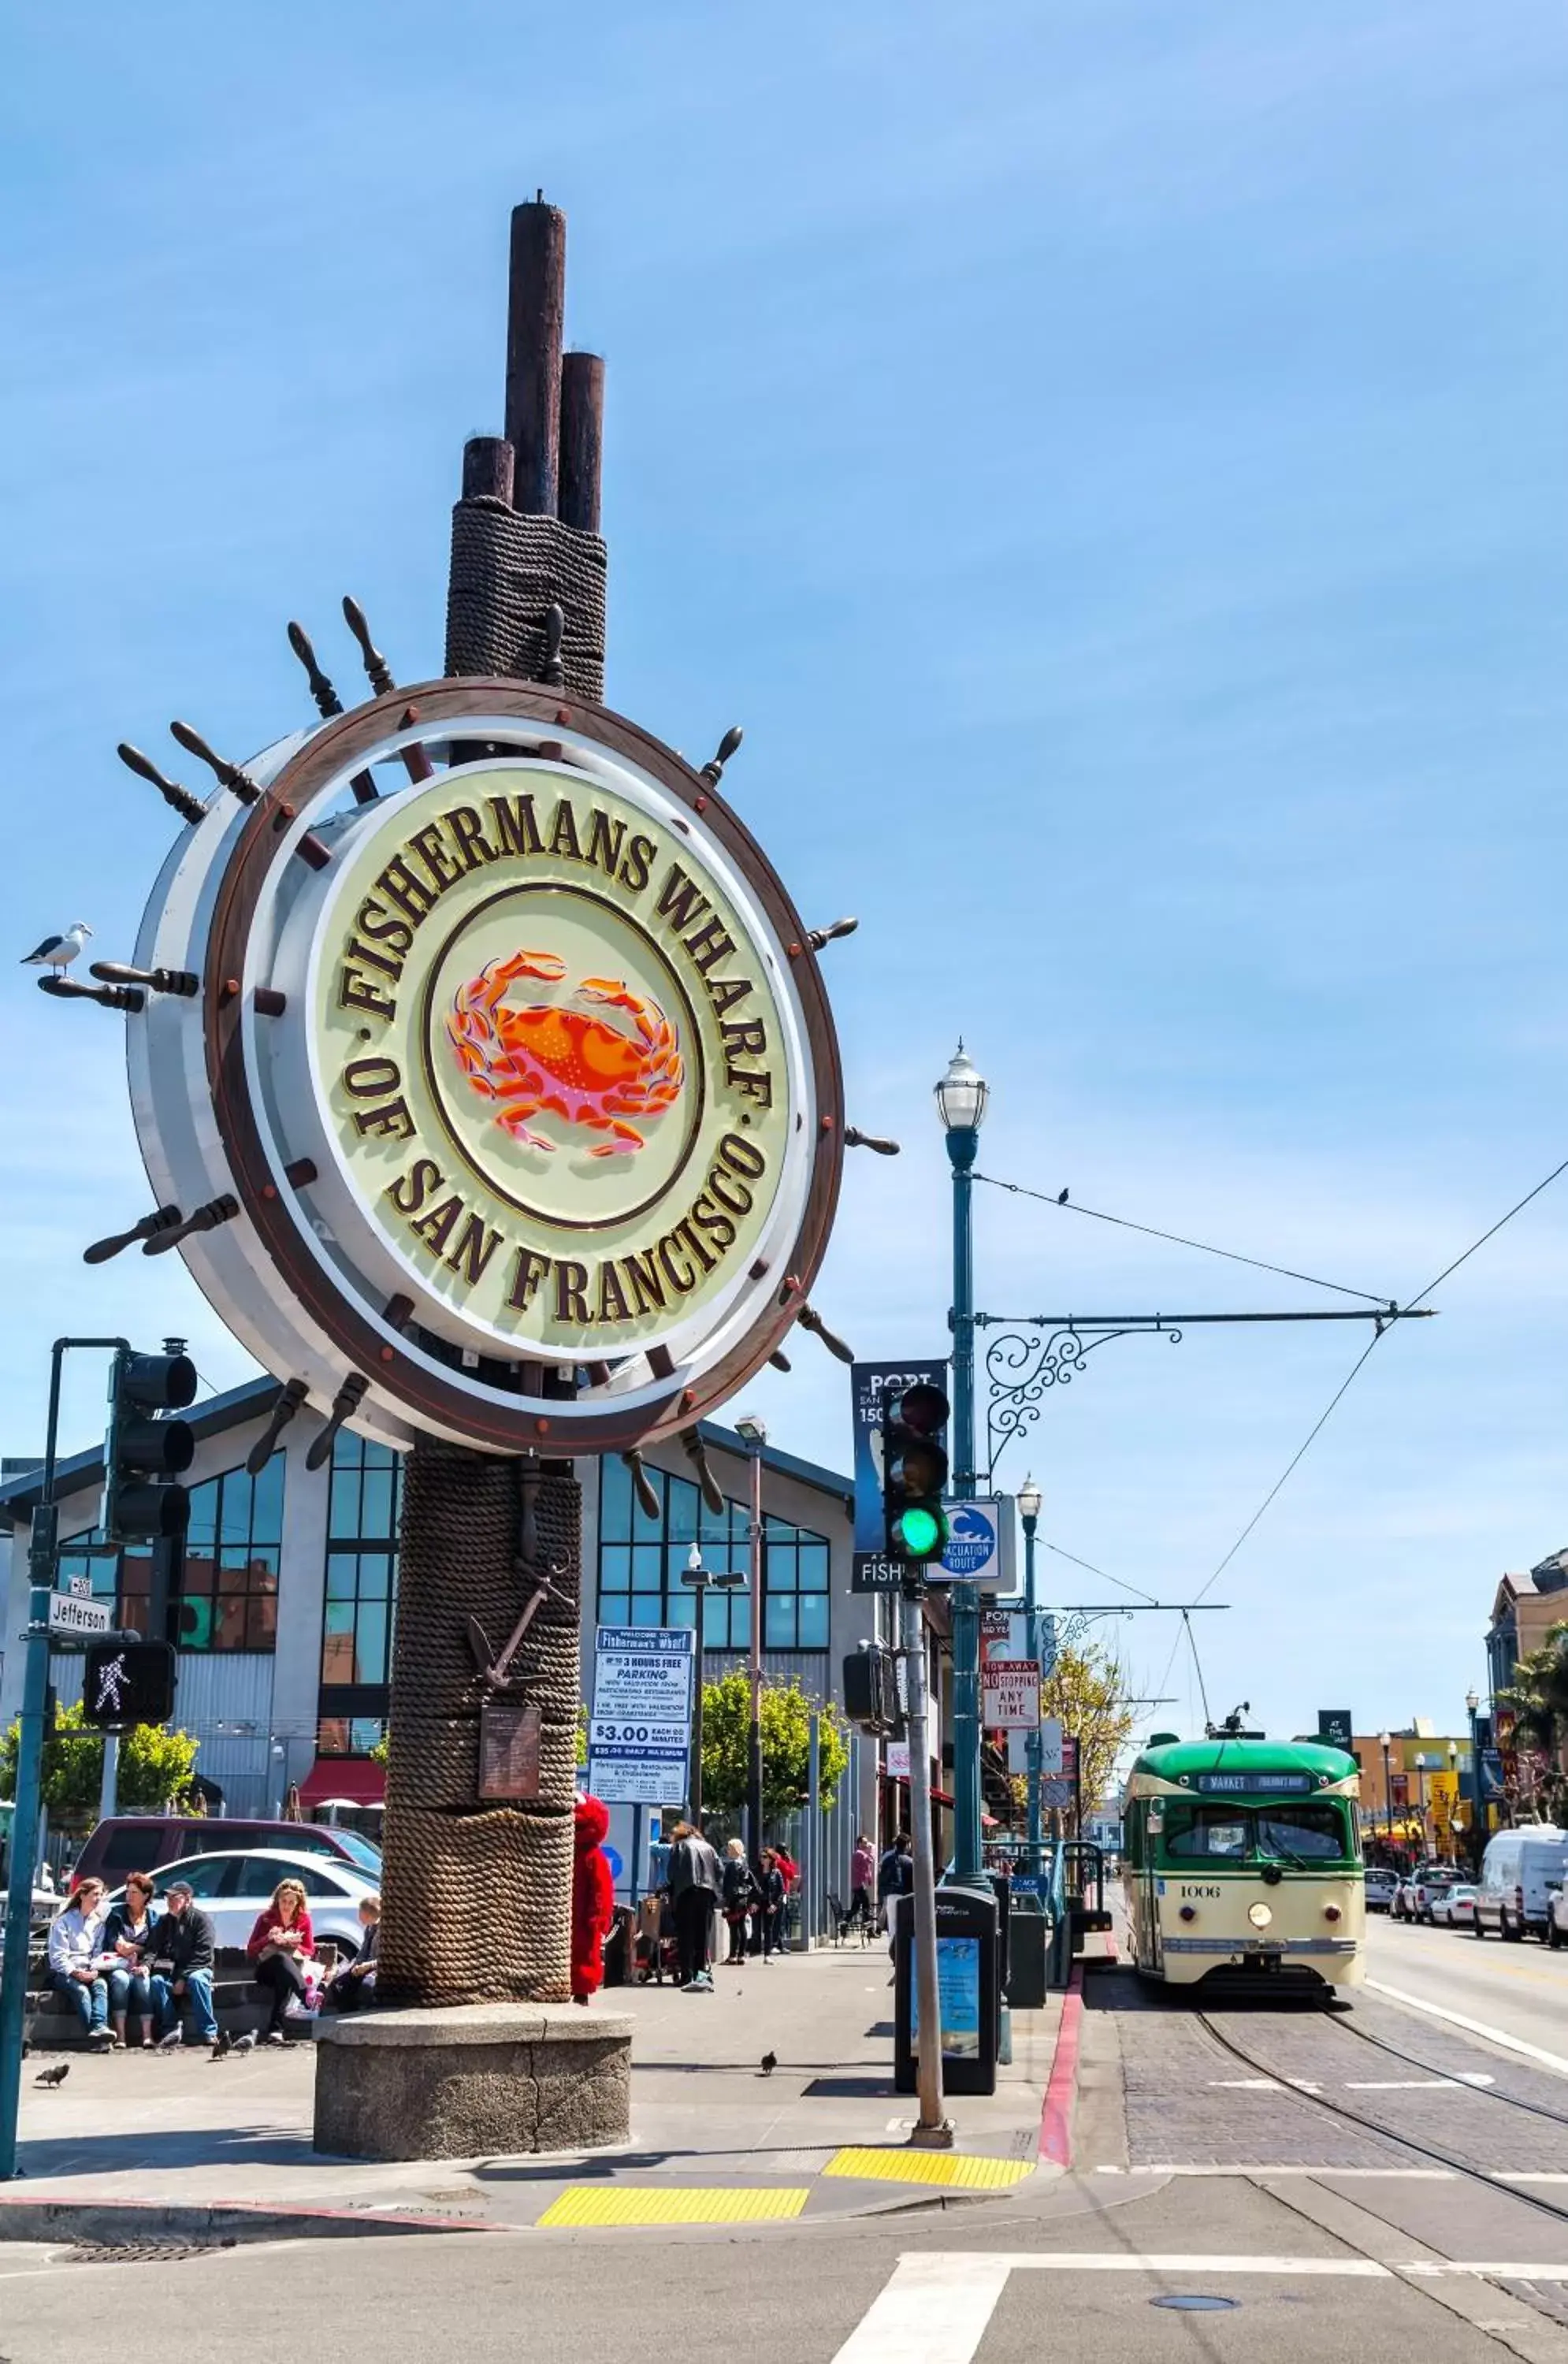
left=1122, top=1734, right=1364, bottom=1991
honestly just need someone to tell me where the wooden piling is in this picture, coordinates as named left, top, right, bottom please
left=559, top=352, right=604, bottom=535
left=505, top=199, right=566, bottom=516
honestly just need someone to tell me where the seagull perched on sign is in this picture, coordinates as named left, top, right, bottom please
left=20, top=921, right=92, bottom=974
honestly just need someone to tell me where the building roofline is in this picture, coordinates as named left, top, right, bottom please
left=0, top=1381, right=853, bottom=1530
left=0, top=1375, right=279, bottom=1529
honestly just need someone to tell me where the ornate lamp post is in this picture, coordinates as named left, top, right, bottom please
left=1446, top=1738, right=1459, bottom=1861
left=1465, top=1688, right=1482, bottom=1864
left=1379, top=1731, right=1393, bottom=1849
left=678, top=1542, right=743, bottom=1827
left=1414, top=1753, right=1429, bottom=1857
left=936, top=1044, right=989, bottom=1883
left=1017, top=1475, right=1043, bottom=1863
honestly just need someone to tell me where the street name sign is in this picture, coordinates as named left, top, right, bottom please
left=47, top=1593, right=110, bottom=1638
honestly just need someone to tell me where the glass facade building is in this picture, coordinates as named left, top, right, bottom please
left=596, top=1454, right=830, bottom=1652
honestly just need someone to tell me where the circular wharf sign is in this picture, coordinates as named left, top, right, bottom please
left=128, top=679, right=844, bottom=1455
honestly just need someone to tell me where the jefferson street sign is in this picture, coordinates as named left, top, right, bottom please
left=46, top=1593, right=110, bottom=1637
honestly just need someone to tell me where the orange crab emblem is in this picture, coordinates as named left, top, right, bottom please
left=447, top=950, right=684, bottom=1157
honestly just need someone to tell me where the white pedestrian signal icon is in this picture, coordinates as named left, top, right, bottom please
left=93, top=1653, right=129, bottom=1717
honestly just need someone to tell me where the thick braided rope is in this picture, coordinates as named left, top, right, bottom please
left=444, top=501, right=607, bottom=701
left=379, top=1445, right=581, bottom=2006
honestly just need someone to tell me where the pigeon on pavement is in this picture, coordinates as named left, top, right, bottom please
left=210, top=2029, right=234, bottom=2061
left=760, top=2050, right=777, bottom=2077
left=232, top=2029, right=257, bottom=2053
left=35, top=2062, right=69, bottom=2088
left=20, top=922, right=92, bottom=974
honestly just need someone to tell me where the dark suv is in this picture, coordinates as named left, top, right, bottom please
left=72, top=1816, right=381, bottom=1888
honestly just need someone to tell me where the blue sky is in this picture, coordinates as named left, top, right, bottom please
left=6, top=2, right=1568, bottom=1752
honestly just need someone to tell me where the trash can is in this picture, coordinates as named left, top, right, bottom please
left=892, top=1883, right=1001, bottom=2098
left=1005, top=1888, right=1048, bottom=2009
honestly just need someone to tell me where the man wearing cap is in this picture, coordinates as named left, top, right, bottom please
left=147, top=1879, right=219, bottom=2047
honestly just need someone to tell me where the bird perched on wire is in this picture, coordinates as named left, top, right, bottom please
left=20, top=922, right=92, bottom=975
left=760, top=2050, right=777, bottom=2078
left=1057, top=1188, right=1068, bottom=1205
left=34, top=2061, right=69, bottom=2088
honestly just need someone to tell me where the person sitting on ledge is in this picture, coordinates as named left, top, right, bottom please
left=246, top=1876, right=315, bottom=2044
left=324, top=1894, right=381, bottom=2013
left=46, top=1875, right=112, bottom=2043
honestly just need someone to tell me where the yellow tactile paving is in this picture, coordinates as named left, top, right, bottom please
left=823, top=2146, right=1036, bottom=2189
left=536, top=2185, right=812, bottom=2228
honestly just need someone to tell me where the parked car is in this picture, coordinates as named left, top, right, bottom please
left=1429, top=1881, right=1478, bottom=1928
left=74, top=1816, right=381, bottom=1890
left=1392, top=1874, right=1421, bottom=1921
left=107, top=1849, right=378, bottom=1960
left=1473, top=1826, right=1568, bottom=1942
left=1548, top=1886, right=1568, bottom=1949
left=1411, top=1869, right=1459, bottom=1924
left=1364, top=1868, right=1399, bottom=1913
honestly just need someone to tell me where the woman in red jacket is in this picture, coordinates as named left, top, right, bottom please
left=246, top=1877, right=315, bottom=2044
left=571, top=1796, right=615, bottom=2005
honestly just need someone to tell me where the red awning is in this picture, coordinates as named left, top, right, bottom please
left=296, top=1758, right=385, bottom=1811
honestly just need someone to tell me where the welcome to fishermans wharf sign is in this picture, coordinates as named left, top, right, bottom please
left=127, top=678, right=843, bottom=1455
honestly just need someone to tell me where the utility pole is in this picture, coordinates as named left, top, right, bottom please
left=936, top=1046, right=987, bottom=1883
left=736, top=1414, right=767, bottom=1861
left=901, top=1574, right=950, bottom=2144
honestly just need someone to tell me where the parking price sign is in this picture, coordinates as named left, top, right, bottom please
left=589, top=1626, right=694, bottom=1805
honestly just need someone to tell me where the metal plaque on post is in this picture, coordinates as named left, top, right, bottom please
left=479, top=1699, right=541, bottom=1801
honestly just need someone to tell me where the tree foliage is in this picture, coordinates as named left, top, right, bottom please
left=0, top=1699, right=199, bottom=1826
left=699, top=1672, right=849, bottom=1823
left=1039, top=1641, right=1135, bottom=1824
left=1501, top=1620, right=1568, bottom=1818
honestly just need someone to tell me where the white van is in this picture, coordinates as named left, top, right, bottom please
left=1474, top=1825, right=1568, bottom=1942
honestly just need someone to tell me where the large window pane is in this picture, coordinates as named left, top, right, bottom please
left=600, top=1451, right=633, bottom=1541
left=797, top=1594, right=829, bottom=1649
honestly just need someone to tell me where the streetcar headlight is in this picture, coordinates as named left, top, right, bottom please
left=1247, top=1902, right=1273, bottom=1929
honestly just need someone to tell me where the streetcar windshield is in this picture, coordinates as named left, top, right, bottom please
left=1160, top=1801, right=1354, bottom=1863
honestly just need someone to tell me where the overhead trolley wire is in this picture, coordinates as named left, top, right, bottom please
left=973, top=1171, right=1391, bottom=1306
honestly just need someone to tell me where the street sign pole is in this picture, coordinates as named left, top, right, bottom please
left=901, top=1573, right=951, bottom=2146
left=0, top=1335, right=125, bottom=2183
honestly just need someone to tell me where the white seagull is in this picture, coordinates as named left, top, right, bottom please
left=20, top=921, right=93, bottom=974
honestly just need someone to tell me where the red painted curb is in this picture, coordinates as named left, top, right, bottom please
left=1038, top=1961, right=1083, bottom=2167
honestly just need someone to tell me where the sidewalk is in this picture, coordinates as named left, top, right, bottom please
left=2, top=1945, right=1066, bottom=2239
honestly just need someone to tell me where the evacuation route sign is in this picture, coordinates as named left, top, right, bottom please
left=589, top=1626, right=694, bottom=1805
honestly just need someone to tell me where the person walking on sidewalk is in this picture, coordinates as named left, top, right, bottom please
left=246, top=1877, right=315, bottom=2043
left=149, top=1879, right=219, bottom=2047
left=720, top=1836, right=758, bottom=1962
left=46, top=1875, right=111, bottom=2042
left=757, top=1849, right=788, bottom=1960
left=849, top=1834, right=875, bottom=1933
left=100, top=1873, right=158, bottom=2048
left=667, top=1821, right=720, bottom=1990
left=876, top=1832, right=912, bottom=1932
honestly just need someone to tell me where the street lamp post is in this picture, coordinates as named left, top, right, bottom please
left=1379, top=1732, right=1392, bottom=1850
left=1466, top=1688, right=1482, bottom=1867
left=1446, top=1739, right=1459, bottom=1862
left=735, top=1414, right=768, bottom=1863
left=1018, top=1475, right=1042, bottom=1864
left=936, top=1043, right=988, bottom=1884
left=1414, top=1753, right=1429, bottom=1857
left=678, top=1543, right=745, bottom=1828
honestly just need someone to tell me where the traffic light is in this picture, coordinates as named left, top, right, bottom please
left=843, top=1643, right=901, bottom=1736
left=81, top=1641, right=176, bottom=1730
left=882, top=1378, right=950, bottom=1564
left=104, top=1347, right=197, bottom=1544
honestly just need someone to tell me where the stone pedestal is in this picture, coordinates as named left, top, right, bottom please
left=314, top=2005, right=633, bottom=2161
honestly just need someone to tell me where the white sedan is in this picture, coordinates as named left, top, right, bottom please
left=111, top=1848, right=377, bottom=1959
left=1429, top=1881, right=1477, bottom=1928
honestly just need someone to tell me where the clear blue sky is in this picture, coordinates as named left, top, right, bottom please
left=6, top=3, right=1568, bottom=1751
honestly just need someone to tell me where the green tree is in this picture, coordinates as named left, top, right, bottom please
left=0, top=1700, right=199, bottom=1826
left=1501, top=1621, right=1568, bottom=1819
left=1040, top=1641, right=1135, bottom=1829
left=698, top=1672, right=849, bottom=1823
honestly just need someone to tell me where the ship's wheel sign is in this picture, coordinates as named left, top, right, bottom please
left=124, top=680, right=844, bottom=1455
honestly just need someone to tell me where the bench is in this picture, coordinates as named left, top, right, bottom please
left=23, top=1950, right=309, bottom=2049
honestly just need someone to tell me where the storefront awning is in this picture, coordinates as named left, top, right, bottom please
left=297, top=1758, right=385, bottom=1811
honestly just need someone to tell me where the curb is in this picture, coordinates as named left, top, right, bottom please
left=0, top=2195, right=497, bottom=2248
left=1038, top=1961, right=1083, bottom=2168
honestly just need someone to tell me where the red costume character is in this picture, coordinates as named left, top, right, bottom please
left=571, top=1794, right=615, bottom=2003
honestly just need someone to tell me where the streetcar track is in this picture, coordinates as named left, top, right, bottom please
left=1195, top=2012, right=1568, bottom=2230
left=1325, top=2009, right=1568, bottom=2135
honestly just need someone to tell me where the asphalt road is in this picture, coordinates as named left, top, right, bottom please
left=6, top=1923, right=1568, bottom=2362
left=1364, top=1910, right=1568, bottom=2069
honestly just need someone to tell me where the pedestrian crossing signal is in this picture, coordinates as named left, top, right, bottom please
left=81, top=1641, right=176, bottom=1730
left=882, top=1379, right=951, bottom=1565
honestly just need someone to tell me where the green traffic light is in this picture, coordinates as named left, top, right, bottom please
left=896, top=1504, right=946, bottom=1559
